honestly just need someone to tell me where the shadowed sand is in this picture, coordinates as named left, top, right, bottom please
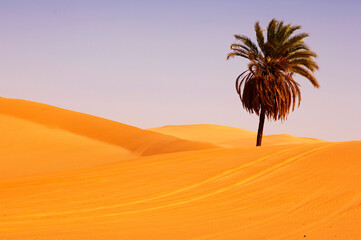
left=0, top=97, right=360, bottom=239
left=0, top=97, right=218, bottom=153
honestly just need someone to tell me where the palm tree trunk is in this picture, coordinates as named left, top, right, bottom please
left=256, top=109, right=265, bottom=146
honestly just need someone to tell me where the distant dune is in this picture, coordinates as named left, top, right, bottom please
left=149, top=124, right=325, bottom=147
left=0, top=97, right=360, bottom=239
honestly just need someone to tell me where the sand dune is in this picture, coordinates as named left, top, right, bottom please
left=0, top=97, right=218, bottom=157
left=149, top=124, right=325, bottom=147
left=0, top=114, right=136, bottom=179
left=1, top=98, right=360, bottom=239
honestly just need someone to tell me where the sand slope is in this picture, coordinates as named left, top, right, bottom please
left=0, top=114, right=135, bottom=178
left=0, top=97, right=218, bottom=157
left=1, top=142, right=360, bottom=239
left=1, top=98, right=360, bottom=239
left=149, top=124, right=325, bottom=147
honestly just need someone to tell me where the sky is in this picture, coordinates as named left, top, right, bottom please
left=0, top=0, right=360, bottom=141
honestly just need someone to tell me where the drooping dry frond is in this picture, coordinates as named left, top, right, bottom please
left=235, top=59, right=301, bottom=121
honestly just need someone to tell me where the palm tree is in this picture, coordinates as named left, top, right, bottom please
left=227, top=19, right=319, bottom=146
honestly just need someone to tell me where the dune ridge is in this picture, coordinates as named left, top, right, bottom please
left=0, top=97, right=218, bottom=157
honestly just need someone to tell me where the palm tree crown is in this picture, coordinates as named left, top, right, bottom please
left=227, top=19, right=319, bottom=146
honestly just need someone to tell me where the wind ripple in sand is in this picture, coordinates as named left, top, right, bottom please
left=5, top=145, right=307, bottom=218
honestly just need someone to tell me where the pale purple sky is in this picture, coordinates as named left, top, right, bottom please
left=1, top=0, right=360, bottom=141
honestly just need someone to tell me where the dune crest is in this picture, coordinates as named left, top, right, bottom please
left=0, top=97, right=218, bottom=157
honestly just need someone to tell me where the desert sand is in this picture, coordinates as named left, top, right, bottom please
left=0, top=97, right=360, bottom=239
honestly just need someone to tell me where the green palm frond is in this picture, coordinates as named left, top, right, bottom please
left=278, top=33, right=309, bottom=54
left=254, top=21, right=265, bottom=53
left=267, top=19, right=277, bottom=45
left=283, top=25, right=301, bottom=41
left=286, top=50, right=317, bottom=61
left=288, top=42, right=310, bottom=52
left=289, top=58, right=319, bottom=72
left=291, top=66, right=320, bottom=88
left=234, top=35, right=259, bottom=55
left=277, top=24, right=291, bottom=41
left=230, top=43, right=257, bottom=58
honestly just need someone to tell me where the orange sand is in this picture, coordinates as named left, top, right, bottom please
left=149, top=124, right=325, bottom=147
left=0, top=97, right=360, bottom=239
